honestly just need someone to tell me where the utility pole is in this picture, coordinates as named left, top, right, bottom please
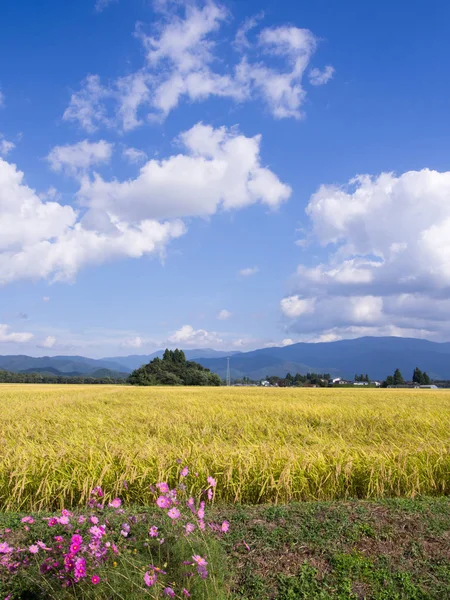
left=226, top=357, right=231, bottom=386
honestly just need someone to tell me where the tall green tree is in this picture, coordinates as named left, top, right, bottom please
left=393, top=368, right=405, bottom=385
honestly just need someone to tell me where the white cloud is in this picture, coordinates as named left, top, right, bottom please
left=239, top=266, right=259, bottom=277
left=95, top=0, right=118, bottom=12
left=168, top=324, right=222, bottom=346
left=0, top=324, right=33, bottom=343
left=64, top=2, right=333, bottom=129
left=41, top=335, right=56, bottom=348
left=217, top=309, right=231, bottom=320
left=0, top=135, right=15, bottom=157
left=309, top=66, right=334, bottom=86
left=280, top=295, right=316, bottom=318
left=122, top=147, right=148, bottom=163
left=0, top=157, right=185, bottom=285
left=122, top=336, right=143, bottom=348
left=78, top=123, right=291, bottom=222
left=283, top=168, right=450, bottom=341
left=0, top=91, right=4, bottom=108
left=42, top=296, right=50, bottom=302
left=47, top=140, right=113, bottom=176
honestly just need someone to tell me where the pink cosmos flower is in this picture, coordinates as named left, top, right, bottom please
left=71, top=534, right=83, bottom=546
left=207, top=477, right=217, bottom=487
left=156, top=482, right=170, bottom=493
left=156, top=496, right=171, bottom=509
left=29, top=545, right=39, bottom=554
left=37, top=541, right=49, bottom=549
left=78, top=516, right=86, bottom=524
left=149, top=526, right=158, bottom=538
left=163, top=588, right=175, bottom=597
left=109, top=498, right=121, bottom=508
left=70, top=543, right=80, bottom=554
left=221, top=520, right=230, bottom=533
left=54, top=536, right=64, bottom=543
left=21, top=516, right=34, bottom=524
left=198, top=520, right=205, bottom=530
left=181, top=467, right=189, bottom=477
left=144, top=570, right=157, bottom=586
left=74, top=557, right=86, bottom=580
left=197, top=507, right=205, bottom=520
left=167, top=508, right=181, bottom=520
left=0, top=543, right=13, bottom=554
left=192, top=555, right=208, bottom=567
left=91, top=486, right=103, bottom=498
left=185, top=523, right=195, bottom=535
left=89, top=526, right=105, bottom=539
left=47, top=518, right=58, bottom=527
left=91, top=575, right=100, bottom=585
left=207, top=489, right=213, bottom=500
left=90, top=516, right=99, bottom=525
left=120, top=530, right=128, bottom=537
left=182, top=589, right=191, bottom=597
left=58, top=516, right=69, bottom=525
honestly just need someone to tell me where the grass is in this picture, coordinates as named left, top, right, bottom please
left=1, top=498, right=448, bottom=598
left=219, top=496, right=450, bottom=599
left=0, top=385, right=449, bottom=510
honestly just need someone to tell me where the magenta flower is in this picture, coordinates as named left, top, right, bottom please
left=185, top=523, right=195, bottom=535
left=192, top=555, right=208, bottom=567
left=0, top=543, right=13, bottom=554
left=91, top=575, right=100, bottom=585
left=163, top=588, right=175, bottom=597
left=144, top=570, right=157, bottom=586
left=58, top=516, right=69, bottom=525
left=109, top=498, right=122, bottom=508
left=74, top=557, right=86, bottom=580
left=221, top=520, right=230, bottom=533
left=156, top=482, right=170, bottom=493
left=197, top=507, right=205, bottom=520
left=181, top=467, right=189, bottom=477
left=29, top=545, right=39, bottom=554
left=182, top=589, right=191, bottom=597
left=91, top=486, right=103, bottom=497
left=207, top=477, right=217, bottom=487
left=90, top=516, right=99, bottom=525
left=207, top=489, right=213, bottom=500
left=47, top=518, right=58, bottom=527
left=70, top=543, right=80, bottom=554
left=156, top=496, right=171, bottom=509
left=149, top=526, right=158, bottom=537
left=21, top=516, right=34, bottom=524
left=78, top=516, right=86, bottom=524
left=71, top=534, right=82, bottom=546
left=167, top=507, right=181, bottom=520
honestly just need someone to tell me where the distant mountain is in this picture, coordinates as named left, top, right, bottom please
left=106, top=349, right=239, bottom=371
left=4, top=338, right=450, bottom=382
left=0, top=355, right=131, bottom=376
left=196, top=337, right=450, bottom=381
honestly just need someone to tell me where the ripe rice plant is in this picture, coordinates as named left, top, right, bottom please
left=0, top=385, right=449, bottom=510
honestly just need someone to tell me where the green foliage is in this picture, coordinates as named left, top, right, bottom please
left=413, top=368, right=431, bottom=385
left=128, top=349, right=222, bottom=386
left=0, top=369, right=127, bottom=385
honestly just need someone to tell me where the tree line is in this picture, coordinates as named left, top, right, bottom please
left=0, top=370, right=128, bottom=385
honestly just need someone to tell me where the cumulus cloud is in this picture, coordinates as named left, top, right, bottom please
left=78, top=123, right=291, bottom=223
left=64, top=1, right=333, bottom=130
left=122, top=147, right=148, bottom=163
left=0, top=135, right=15, bottom=157
left=1, top=122, right=285, bottom=285
left=0, top=157, right=185, bottom=285
left=0, top=324, right=33, bottom=343
left=95, top=0, right=118, bottom=12
left=47, top=140, right=113, bottom=176
left=284, top=168, right=450, bottom=341
left=122, top=336, right=143, bottom=348
left=308, top=66, right=334, bottom=86
left=41, top=335, right=56, bottom=348
left=217, top=309, right=231, bottom=320
left=168, top=324, right=222, bottom=346
left=280, top=295, right=315, bottom=318
left=239, top=266, right=259, bottom=277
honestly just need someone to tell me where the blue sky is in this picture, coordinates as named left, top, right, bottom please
left=2, top=0, right=450, bottom=357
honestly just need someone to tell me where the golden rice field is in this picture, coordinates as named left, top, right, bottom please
left=1, top=384, right=449, bottom=511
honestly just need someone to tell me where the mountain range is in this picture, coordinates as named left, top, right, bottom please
left=2, top=337, right=450, bottom=380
